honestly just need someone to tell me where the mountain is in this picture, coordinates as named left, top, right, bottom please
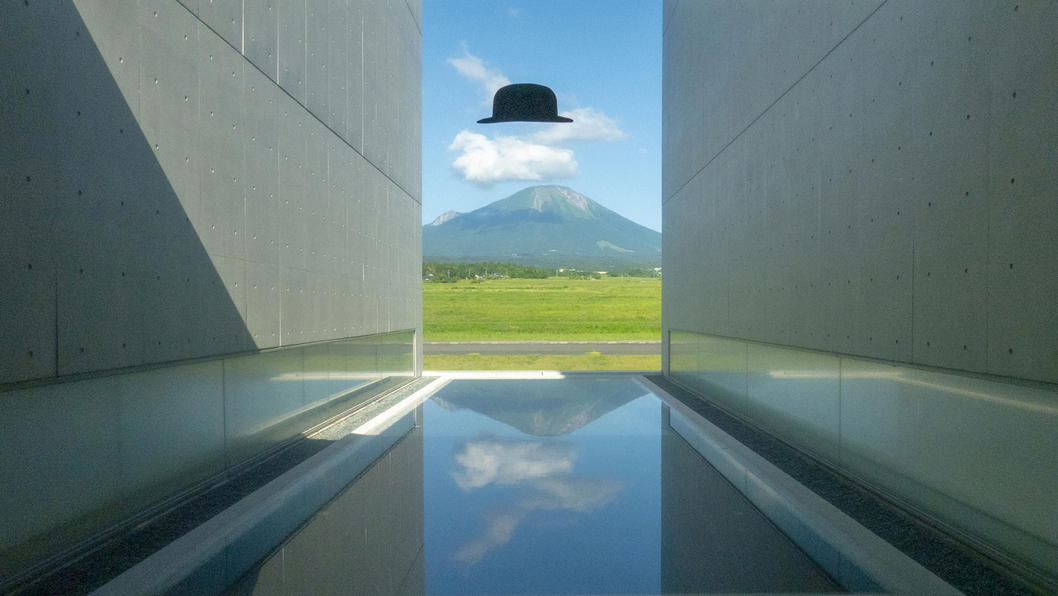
left=423, top=185, right=661, bottom=267
left=430, top=379, right=647, bottom=436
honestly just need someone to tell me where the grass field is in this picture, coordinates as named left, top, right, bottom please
left=423, top=353, right=660, bottom=371
left=422, top=277, right=661, bottom=341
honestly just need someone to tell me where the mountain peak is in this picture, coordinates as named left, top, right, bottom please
left=423, top=185, right=661, bottom=267
left=430, top=210, right=461, bottom=226
left=528, top=185, right=591, bottom=213
left=492, top=185, right=604, bottom=221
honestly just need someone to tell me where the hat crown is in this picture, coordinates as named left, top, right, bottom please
left=478, top=84, right=573, bottom=124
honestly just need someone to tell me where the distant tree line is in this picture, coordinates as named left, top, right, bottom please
left=608, top=267, right=661, bottom=278
left=423, top=261, right=550, bottom=282
left=555, top=267, right=660, bottom=279
left=423, top=261, right=660, bottom=282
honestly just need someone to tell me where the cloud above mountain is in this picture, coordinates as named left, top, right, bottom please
left=448, top=43, right=511, bottom=108
left=448, top=47, right=625, bottom=188
left=449, top=131, right=577, bottom=187
left=450, top=436, right=622, bottom=566
left=529, top=107, right=626, bottom=145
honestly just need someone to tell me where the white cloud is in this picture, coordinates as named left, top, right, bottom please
left=448, top=131, right=577, bottom=188
left=448, top=43, right=510, bottom=107
left=529, top=107, right=627, bottom=145
left=452, top=475, right=621, bottom=565
left=508, top=6, right=522, bottom=18
left=452, top=439, right=575, bottom=490
left=450, top=438, right=622, bottom=566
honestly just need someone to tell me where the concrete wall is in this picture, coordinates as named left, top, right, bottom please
left=1, top=0, right=421, bottom=384
left=0, top=0, right=421, bottom=581
left=663, top=0, right=1057, bottom=581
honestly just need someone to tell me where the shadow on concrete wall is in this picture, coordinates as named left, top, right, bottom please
left=1, top=1, right=255, bottom=386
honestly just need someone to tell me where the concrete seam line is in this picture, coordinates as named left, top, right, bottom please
left=635, top=375, right=963, bottom=596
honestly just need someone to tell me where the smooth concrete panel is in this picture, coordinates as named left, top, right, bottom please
left=983, top=1, right=1058, bottom=384
left=300, top=271, right=323, bottom=340
left=360, top=0, right=383, bottom=171
left=661, top=0, right=885, bottom=200
left=328, top=138, right=353, bottom=276
left=304, top=124, right=331, bottom=272
left=176, top=0, right=199, bottom=16
left=196, top=27, right=246, bottom=262
left=326, top=0, right=348, bottom=136
left=0, top=2, right=61, bottom=383
left=2, top=0, right=251, bottom=381
left=56, top=243, right=145, bottom=374
left=246, top=260, right=282, bottom=348
left=277, top=94, right=309, bottom=271
left=281, top=266, right=309, bottom=345
left=243, top=67, right=281, bottom=267
left=198, top=0, right=242, bottom=53
left=74, top=0, right=142, bottom=112
left=405, top=0, right=421, bottom=35
left=0, top=262, right=55, bottom=383
left=0, top=4, right=66, bottom=394
left=244, top=1, right=278, bottom=82
left=2, top=0, right=422, bottom=579
left=277, top=0, right=307, bottom=104
left=208, top=253, right=250, bottom=354
left=305, top=0, right=329, bottom=123
left=345, top=0, right=365, bottom=151
left=138, top=0, right=202, bottom=224
left=840, top=357, right=1058, bottom=574
left=746, top=343, right=841, bottom=464
left=885, top=3, right=989, bottom=372
left=663, top=0, right=1058, bottom=385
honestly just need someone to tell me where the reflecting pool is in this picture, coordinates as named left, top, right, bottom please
left=228, top=378, right=843, bottom=595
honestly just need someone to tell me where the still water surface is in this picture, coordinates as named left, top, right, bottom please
left=229, top=378, right=842, bottom=595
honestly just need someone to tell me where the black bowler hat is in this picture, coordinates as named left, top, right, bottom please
left=478, top=83, right=574, bottom=124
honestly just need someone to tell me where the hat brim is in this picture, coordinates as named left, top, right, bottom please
left=477, top=115, right=574, bottom=124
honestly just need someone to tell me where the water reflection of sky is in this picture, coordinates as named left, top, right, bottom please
left=424, top=380, right=660, bottom=595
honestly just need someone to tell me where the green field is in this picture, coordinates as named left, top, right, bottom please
left=423, top=353, right=660, bottom=371
left=422, top=277, right=661, bottom=341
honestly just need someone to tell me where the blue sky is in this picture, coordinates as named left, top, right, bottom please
left=422, top=1, right=663, bottom=232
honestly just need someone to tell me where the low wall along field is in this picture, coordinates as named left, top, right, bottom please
left=423, top=277, right=661, bottom=370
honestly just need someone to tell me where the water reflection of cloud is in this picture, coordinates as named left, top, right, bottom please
left=452, top=437, right=575, bottom=490
left=450, top=436, right=623, bottom=566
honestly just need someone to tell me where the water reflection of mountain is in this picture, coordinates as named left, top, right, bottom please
left=431, top=379, right=646, bottom=436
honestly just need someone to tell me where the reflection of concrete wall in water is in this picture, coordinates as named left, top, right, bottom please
left=662, top=0, right=1058, bottom=581
left=0, top=0, right=422, bottom=582
left=230, top=424, right=424, bottom=595
left=660, top=411, right=839, bottom=594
